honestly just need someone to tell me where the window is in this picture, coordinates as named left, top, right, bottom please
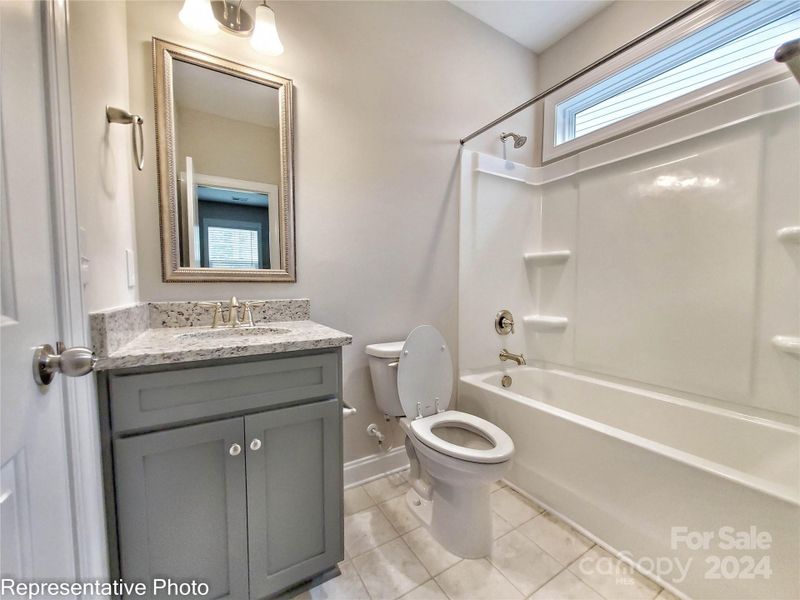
left=545, top=0, right=800, bottom=160
left=206, top=223, right=262, bottom=269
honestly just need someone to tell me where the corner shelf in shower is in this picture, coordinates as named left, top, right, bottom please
left=523, top=315, right=569, bottom=331
left=523, top=250, right=571, bottom=266
left=772, top=335, right=800, bottom=355
left=776, top=226, right=800, bottom=244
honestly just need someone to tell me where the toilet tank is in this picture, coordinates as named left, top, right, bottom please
left=365, top=341, right=405, bottom=416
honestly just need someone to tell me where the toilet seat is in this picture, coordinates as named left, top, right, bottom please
left=410, top=411, right=514, bottom=464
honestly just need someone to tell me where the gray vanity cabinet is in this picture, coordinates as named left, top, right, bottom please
left=245, top=400, right=342, bottom=598
left=113, top=417, right=249, bottom=599
left=101, top=350, right=344, bottom=600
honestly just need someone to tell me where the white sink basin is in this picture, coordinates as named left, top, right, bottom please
left=176, top=326, right=291, bottom=341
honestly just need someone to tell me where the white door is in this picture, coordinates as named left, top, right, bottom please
left=0, top=0, right=78, bottom=583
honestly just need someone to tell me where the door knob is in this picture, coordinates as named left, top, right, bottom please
left=250, top=438, right=262, bottom=451
left=33, top=343, right=97, bottom=386
left=229, top=443, right=242, bottom=456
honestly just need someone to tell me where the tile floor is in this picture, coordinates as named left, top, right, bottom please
left=294, top=470, right=679, bottom=600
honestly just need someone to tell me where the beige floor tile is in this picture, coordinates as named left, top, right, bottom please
left=518, top=513, right=593, bottom=565
left=293, top=561, right=370, bottom=600
left=568, top=547, right=661, bottom=600
left=493, top=511, right=514, bottom=539
left=489, top=530, right=563, bottom=596
left=435, top=558, right=523, bottom=600
left=345, top=506, right=398, bottom=557
left=491, top=487, right=543, bottom=527
left=528, top=569, right=604, bottom=600
left=379, top=495, right=421, bottom=535
left=353, top=538, right=430, bottom=600
left=654, top=589, right=679, bottom=600
left=398, top=580, right=448, bottom=600
left=490, top=480, right=506, bottom=492
left=364, top=473, right=411, bottom=504
left=345, top=486, right=376, bottom=516
left=402, top=527, right=461, bottom=576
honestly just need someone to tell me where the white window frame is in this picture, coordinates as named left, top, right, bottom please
left=542, top=0, right=795, bottom=162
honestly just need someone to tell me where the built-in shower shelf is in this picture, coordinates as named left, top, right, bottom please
left=523, top=250, right=571, bottom=266
left=777, top=226, right=800, bottom=243
left=524, top=315, right=569, bottom=331
left=772, top=335, right=800, bottom=355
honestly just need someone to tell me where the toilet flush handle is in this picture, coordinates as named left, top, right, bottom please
left=388, top=361, right=399, bottom=368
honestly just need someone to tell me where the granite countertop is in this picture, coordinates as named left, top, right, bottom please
left=90, top=299, right=352, bottom=370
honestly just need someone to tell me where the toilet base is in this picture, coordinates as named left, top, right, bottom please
left=406, top=481, right=494, bottom=559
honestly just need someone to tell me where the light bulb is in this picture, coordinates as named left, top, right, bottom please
left=251, top=4, right=284, bottom=56
left=179, top=0, right=219, bottom=35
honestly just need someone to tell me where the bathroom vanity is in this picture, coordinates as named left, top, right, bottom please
left=91, top=300, right=351, bottom=599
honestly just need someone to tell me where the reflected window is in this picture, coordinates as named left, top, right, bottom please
left=197, top=185, right=270, bottom=269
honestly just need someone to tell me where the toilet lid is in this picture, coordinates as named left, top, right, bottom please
left=397, top=325, right=453, bottom=419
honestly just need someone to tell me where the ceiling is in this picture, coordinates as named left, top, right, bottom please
left=450, top=0, right=613, bottom=54
left=172, top=59, right=280, bottom=128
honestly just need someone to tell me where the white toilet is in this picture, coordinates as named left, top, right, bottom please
left=366, top=325, right=514, bottom=558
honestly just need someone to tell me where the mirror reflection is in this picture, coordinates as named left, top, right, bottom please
left=172, top=59, right=281, bottom=271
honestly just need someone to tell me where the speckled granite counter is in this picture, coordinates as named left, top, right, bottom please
left=90, top=299, right=352, bottom=370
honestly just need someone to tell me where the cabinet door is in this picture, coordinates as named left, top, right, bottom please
left=245, top=399, right=342, bottom=599
left=114, top=418, right=248, bottom=599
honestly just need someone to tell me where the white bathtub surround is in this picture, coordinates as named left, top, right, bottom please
left=459, top=367, right=800, bottom=599
left=303, top=469, right=673, bottom=600
left=460, top=79, right=800, bottom=419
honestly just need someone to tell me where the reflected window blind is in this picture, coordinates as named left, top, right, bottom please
left=556, top=0, right=800, bottom=144
left=207, top=226, right=260, bottom=269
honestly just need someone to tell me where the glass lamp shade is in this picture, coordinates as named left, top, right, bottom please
left=179, top=0, right=219, bottom=35
left=250, top=4, right=284, bottom=56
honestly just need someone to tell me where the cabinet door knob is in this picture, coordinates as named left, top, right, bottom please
left=250, top=438, right=262, bottom=451
left=229, top=443, right=242, bottom=456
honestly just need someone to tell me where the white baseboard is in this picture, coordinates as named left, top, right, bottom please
left=344, top=447, right=409, bottom=489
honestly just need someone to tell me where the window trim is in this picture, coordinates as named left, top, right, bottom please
left=542, top=0, right=794, bottom=163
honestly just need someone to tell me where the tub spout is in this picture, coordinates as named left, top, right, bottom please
left=499, top=349, right=526, bottom=366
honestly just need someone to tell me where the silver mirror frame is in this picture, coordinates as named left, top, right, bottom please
left=152, top=38, right=295, bottom=282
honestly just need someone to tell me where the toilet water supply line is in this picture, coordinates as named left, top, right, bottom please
left=367, top=423, right=387, bottom=450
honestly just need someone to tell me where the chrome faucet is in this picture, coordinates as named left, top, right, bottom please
left=499, top=348, right=526, bottom=366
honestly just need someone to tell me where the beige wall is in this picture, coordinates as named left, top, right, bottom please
left=122, top=0, right=538, bottom=462
left=537, top=0, right=694, bottom=90
left=68, top=0, right=139, bottom=312
left=175, top=107, right=281, bottom=185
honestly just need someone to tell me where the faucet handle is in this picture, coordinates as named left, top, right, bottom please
left=241, top=301, right=255, bottom=327
left=495, top=309, right=515, bottom=335
left=198, top=301, right=223, bottom=328
left=244, top=300, right=269, bottom=327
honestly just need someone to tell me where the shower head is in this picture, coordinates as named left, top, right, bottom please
left=501, top=132, right=527, bottom=149
left=775, top=38, right=800, bottom=84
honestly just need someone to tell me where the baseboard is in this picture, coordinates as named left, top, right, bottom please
left=344, top=447, right=409, bottom=489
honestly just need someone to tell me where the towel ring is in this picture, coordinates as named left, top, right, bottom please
left=106, top=106, right=144, bottom=171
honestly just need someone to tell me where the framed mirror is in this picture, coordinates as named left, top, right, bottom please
left=153, top=38, right=295, bottom=282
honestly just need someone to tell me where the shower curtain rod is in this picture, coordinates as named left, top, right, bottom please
left=459, top=0, right=712, bottom=145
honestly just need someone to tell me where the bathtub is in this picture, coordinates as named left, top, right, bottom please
left=458, top=367, right=800, bottom=600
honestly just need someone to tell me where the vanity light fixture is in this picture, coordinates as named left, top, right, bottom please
left=178, top=0, right=284, bottom=56
left=178, top=0, right=219, bottom=35
left=250, top=2, right=284, bottom=56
